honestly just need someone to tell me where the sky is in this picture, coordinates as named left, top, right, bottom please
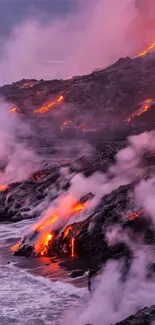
left=0, top=0, right=75, bottom=38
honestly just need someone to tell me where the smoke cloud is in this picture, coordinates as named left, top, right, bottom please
left=0, top=0, right=139, bottom=85
left=0, top=99, right=41, bottom=185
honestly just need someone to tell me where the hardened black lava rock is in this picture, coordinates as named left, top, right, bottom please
left=83, top=305, right=155, bottom=325
left=113, top=305, right=155, bottom=325
left=1, top=54, right=155, bottom=151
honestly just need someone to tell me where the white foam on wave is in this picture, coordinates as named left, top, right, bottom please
left=0, top=262, right=87, bottom=325
left=0, top=219, right=36, bottom=241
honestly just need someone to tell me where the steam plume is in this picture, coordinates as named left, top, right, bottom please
left=0, top=99, right=41, bottom=185
left=0, top=0, right=136, bottom=84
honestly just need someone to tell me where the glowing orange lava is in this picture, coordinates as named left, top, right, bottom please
left=57, top=95, right=63, bottom=102
left=12, top=199, right=88, bottom=256
left=71, top=202, right=86, bottom=213
left=40, top=233, right=53, bottom=256
left=135, top=41, right=155, bottom=58
left=145, top=99, right=152, bottom=103
left=0, top=184, right=8, bottom=192
left=11, top=241, right=21, bottom=252
left=71, top=238, right=75, bottom=258
left=60, top=120, right=72, bottom=130
left=129, top=209, right=144, bottom=221
left=32, top=173, right=47, bottom=181
left=34, top=95, right=64, bottom=114
left=63, top=225, right=72, bottom=239
left=137, top=105, right=149, bottom=116
left=9, top=107, right=18, bottom=113
left=36, top=214, right=58, bottom=231
left=127, top=98, right=152, bottom=122
left=23, top=82, right=34, bottom=88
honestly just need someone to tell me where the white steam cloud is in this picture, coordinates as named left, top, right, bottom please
left=64, top=229, right=155, bottom=325
left=0, top=99, right=41, bottom=185
left=68, top=246, right=155, bottom=325
left=0, top=0, right=138, bottom=84
left=61, top=131, right=155, bottom=325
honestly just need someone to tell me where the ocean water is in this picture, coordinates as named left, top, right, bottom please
left=0, top=220, right=87, bottom=325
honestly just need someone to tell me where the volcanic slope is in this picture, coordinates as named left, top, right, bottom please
left=1, top=52, right=155, bottom=147
left=1, top=52, right=155, bottom=324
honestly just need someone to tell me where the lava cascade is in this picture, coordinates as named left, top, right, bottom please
left=135, top=40, right=155, bottom=58
left=11, top=200, right=87, bottom=258
left=9, top=107, right=18, bottom=113
left=127, top=98, right=152, bottom=121
left=34, top=201, right=87, bottom=256
left=129, top=209, right=145, bottom=221
left=0, top=184, right=8, bottom=192
left=34, top=95, right=64, bottom=114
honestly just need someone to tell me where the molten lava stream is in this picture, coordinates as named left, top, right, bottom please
left=71, top=238, right=76, bottom=258
left=135, top=41, right=155, bottom=58
left=71, top=202, right=87, bottom=213
left=126, top=98, right=152, bottom=122
left=9, top=107, right=18, bottom=113
left=129, top=209, right=145, bottom=221
left=36, top=233, right=53, bottom=256
left=36, top=214, right=58, bottom=231
left=63, top=225, right=72, bottom=239
left=11, top=241, right=21, bottom=252
left=0, top=184, right=8, bottom=192
left=34, top=95, right=64, bottom=114
left=11, top=199, right=88, bottom=256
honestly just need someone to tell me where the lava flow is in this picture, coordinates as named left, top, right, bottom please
left=71, top=238, right=75, bottom=258
left=36, top=214, right=58, bottom=231
left=63, top=225, right=72, bottom=239
left=135, top=40, right=155, bottom=58
left=127, top=98, right=152, bottom=122
left=0, top=184, right=8, bottom=192
left=40, top=233, right=53, bottom=256
left=34, top=95, right=64, bottom=114
left=22, top=82, right=34, bottom=88
left=11, top=241, right=21, bottom=252
left=11, top=199, right=88, bottom=258
left=9, top=107, right=18, bottom=114
left=129, top=209, right=144, bottom=221
left=32, top=172, right=48, bottom=181
left=71, top=202, right=87, bottom=213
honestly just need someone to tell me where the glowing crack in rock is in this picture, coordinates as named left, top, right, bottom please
left=127, top=98, right=153, bottom=122
left=71, top=237, right=76, bottom=258
left=11, top=241, right=21, bottom=252
left=34, top=95, right=64, bottom=114
left=9, top=107, right=18, bottom=113
left=11, top=200, right=87, bottom=257
left=135, top=41, right=155, bottom=58
left=0, top=184, right=8, bottom=192
left=129, top=209, right=145, bottom=221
